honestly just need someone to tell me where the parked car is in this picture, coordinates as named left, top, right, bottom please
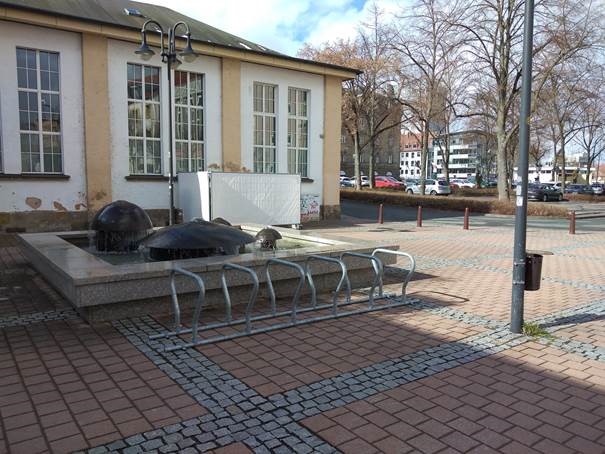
left=374, top=175, right=401, bottom=189
left=590, top=183, right=604, bottom=195
left=527, top=183, right=563, bottom=202
left=564, top=184, right=594, bottom=195
left=404, top=178, right=419, bottom=186
left=450, top=179, right=475, bottom=189
left=406, top=179, right=451, bottom=196
left=340, top=176, right=354, bottom=188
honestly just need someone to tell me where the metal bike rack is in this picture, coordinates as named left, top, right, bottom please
left=152, top=248, right=416, bottom=351
left=371, top=248, right=416, bottom=301
left=305, top=255, right=351, bottom=314
left=152, top=267, right=206, bottom=342
left=265, top=258, right=307, bottom=324
left=340, top=252, right=383, bottom=307
left=221, top=263, right=260, bottom=332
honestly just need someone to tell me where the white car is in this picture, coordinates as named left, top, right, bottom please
left=451, top=179, right=475, bottom=188
left=406, top=179, right=451, bottom=195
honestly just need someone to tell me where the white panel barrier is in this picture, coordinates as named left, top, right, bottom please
left=179, top=172, right=301, bottom=225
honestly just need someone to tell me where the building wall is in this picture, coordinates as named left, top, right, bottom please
left=0, top=18, right=348, bottom=231
left=0, top=21, right=86, bottom=217
left=240, top=62, right=325, bottom=204
left=106, top=39, right=222, bottom=210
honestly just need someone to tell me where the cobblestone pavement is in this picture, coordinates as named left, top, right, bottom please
left=0, top=220, right=604, bottom=454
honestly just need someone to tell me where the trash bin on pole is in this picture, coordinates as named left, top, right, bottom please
left=524, top=253, right=543, bottom=291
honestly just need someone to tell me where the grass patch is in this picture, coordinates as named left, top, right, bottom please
left=340, top=188, right=569, bottom=217
left=522, top=322, right=553, bottom=338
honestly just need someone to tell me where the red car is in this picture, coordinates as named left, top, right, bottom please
left=375, top=176, right=405, bottom=189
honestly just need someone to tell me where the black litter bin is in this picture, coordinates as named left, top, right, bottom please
left=525, top=253, right=543, bottom=291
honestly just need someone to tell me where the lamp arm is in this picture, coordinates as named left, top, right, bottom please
left=141, top=19, right=165, bottom=56
left=171, top=21, right=192, bottom=53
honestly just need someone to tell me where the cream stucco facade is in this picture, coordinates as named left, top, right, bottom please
left=0, top=5, right=355, bottom=231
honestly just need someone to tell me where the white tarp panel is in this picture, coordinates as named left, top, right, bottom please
left=210, top=173, right=301, bottom=225
left=178, top=172, right=301, bottom=225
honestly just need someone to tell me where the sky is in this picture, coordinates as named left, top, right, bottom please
left=142, top=0, right=404, bottom=56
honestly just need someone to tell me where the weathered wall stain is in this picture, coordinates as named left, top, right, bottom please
left=53, top=201, right=68, bottom=211
left=25, top=197, right=42, bottom=209
left=93, top=190, right=107, bottom=201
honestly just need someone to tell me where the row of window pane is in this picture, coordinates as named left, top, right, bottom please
left=127, top=64, right=160, bottom=102
left=17, top=48, right=62, bottom=173
left=174, top=71, right=205, bottom=173
left=20, top=133, right=62, bottom=173
left=252, top=82, right=277, bottom=173
left=287, top=88, right=309, bottom=177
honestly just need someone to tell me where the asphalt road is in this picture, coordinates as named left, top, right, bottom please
left=341, top=200, right=605, bottom=232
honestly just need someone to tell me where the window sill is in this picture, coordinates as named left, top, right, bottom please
left=125, top=175, right=170, bottom=182
left=301, top=177, right=314, bottom=183
left=0, top=173, right=70, bottom=180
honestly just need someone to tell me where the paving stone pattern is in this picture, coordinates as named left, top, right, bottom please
left=1, top=227, right=605, bottom=453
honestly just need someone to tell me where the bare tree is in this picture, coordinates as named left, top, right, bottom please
left=299, top=6, right=403, bottom=189
left=574, top=67, right=605, bottom=184
left=391, top=0, right=465, bottom=194
left=454, top=0, right=600, bottom=200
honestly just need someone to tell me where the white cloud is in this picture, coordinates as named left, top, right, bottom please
left=140, top=0, right=407, bottom=56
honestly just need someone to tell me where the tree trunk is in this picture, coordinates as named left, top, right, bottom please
left=561, top=143, right=566, bottom=192
left=353, top=132, right=362, bottom=190
left=495, top=108, right=510, bottom=200
left=368, top=136, right=375, bottom=188
left=420, top=121, right=430, bottom=195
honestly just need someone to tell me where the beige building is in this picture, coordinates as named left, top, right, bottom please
left=0, top=0, right=357, bottom=231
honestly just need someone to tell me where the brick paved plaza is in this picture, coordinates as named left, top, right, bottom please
left=1, top=218, right=604, bottom=453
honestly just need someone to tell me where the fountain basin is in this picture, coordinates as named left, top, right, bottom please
left=18, top=224, right=398, bottom=322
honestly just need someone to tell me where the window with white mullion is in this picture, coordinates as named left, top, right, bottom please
left=17, top=47, right=62, bottom=173
left=127, top=63, right=161, bottom=175
left=252, top=82, right=277, bottom=173
left=174, top=71, right=204, bottom=173
left=287, top=87, right=309, bottom=177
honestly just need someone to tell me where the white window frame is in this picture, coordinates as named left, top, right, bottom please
left=127, top=62, right=162, bottom=175
left=174, top=70, right=205, bottom=173
left=287, top=87, right=310, bottom=178
left=17, top=47, right=63, bottom=174
left=253, top=82, right=277, bottom=173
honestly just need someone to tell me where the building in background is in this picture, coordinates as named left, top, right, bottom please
left=340, top=95, right=402, bottom=177
left=400, top=130, right=493, bottom=180
left=0, top=0, right=357, bottom=231
left=399, top=131, right=422, bottom=179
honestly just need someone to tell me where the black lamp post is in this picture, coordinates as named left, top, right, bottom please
left=135, top=20, right=197, bottom=225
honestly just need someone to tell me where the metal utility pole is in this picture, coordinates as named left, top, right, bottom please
left=511, top=0, right=535, bottom=334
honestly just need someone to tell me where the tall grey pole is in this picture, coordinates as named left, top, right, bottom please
left=511, top=0, right=535, bottom=333
left=167, top=56, right=174, bottom=225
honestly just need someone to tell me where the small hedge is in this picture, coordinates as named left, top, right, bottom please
left=565, top=193, right=604, bottom=202
left=451, top=187, right=498, bottom=197
left=340, top=188, right=569, bottom=218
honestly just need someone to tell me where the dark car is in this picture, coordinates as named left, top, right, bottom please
left=527, top=183, right=563, bottom=202
left=564, top=184, right=594, bottom=195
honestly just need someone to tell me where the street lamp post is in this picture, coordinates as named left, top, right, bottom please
left=510, top=0, right=535, bottom=334
left=135, top=20, right=197, bottom=225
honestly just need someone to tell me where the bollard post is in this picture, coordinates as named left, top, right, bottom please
left=569, top=211, right=576, bottom=235
left=378, top=203, right=384, bottom=224
left=417, top=205, right=423, bottom=227
left=463, top=207, right=470, bottom=230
